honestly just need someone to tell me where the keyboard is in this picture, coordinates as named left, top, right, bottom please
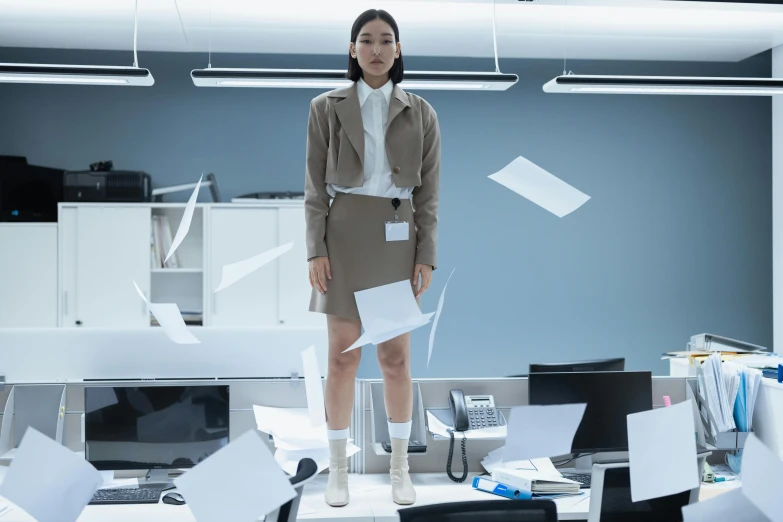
left=561, top=473, right=591, bottom=489
left=89, top=487, right=163, bottom=505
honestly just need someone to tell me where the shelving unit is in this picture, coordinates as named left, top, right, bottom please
left=150, top=206, right=205, bottom=327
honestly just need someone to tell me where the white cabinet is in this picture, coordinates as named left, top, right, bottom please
left=278, top=207, right=323, bottom=327
left=59, top=206, right=150, bottom=328
left=0, top=224, right=58, bottom=328
left=208, top=207, right=279, bottom=327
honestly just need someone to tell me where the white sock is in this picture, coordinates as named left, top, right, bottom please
left=328, top=428, right=350, bottom=440
left=388, top=420, right=412, bottom=440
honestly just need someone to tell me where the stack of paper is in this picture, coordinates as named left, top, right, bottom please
left=698, top=353, right=736, bottom=437
left=733, top=365, right=762, bottom=432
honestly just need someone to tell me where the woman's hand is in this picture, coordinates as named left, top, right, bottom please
left=412, top=264, right=433, bottom=298
left=309, top=257, right=332, bottom=294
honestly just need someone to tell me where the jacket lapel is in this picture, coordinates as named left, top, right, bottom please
left=386, top=84, right=411, bottom=132
left=330, top=83, right=364, bottom=167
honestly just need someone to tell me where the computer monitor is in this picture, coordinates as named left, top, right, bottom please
left=85, top=385, right=230, bottom=476
left=528, top=371, right=652, bottom=453
left=529, top=358, right=625, bottom=374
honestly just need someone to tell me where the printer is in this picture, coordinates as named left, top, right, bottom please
left=64, top=161, right=151, bottom=203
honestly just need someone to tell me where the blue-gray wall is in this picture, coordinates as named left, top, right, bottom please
left=0, top=48, right=772, bottom=378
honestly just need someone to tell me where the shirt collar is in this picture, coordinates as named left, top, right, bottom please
left=357, top=77, right=393, bottom=107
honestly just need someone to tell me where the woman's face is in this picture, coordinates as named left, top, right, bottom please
left=350, top=18, right=401, bottom=81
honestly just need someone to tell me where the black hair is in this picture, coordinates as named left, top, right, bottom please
left=346, top=9, right=404, bottom=84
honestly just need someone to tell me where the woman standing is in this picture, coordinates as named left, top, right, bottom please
left=304, top=8, right=441, bottom=507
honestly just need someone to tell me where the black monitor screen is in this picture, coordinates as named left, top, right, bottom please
left=85, top=385, right=230, bottom=470
left=528, top=371, right=652, bottom=453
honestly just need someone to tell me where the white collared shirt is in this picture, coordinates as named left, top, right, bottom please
left=327, top=78, right=413, bottom=200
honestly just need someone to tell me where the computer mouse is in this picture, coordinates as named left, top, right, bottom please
left=162, top=492, right=186, bottom=505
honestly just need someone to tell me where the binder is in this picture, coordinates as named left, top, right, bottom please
left=472, top=477, right=532, bottom=500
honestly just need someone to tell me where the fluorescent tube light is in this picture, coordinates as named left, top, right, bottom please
left=543, top=75, right=783, bottom=96
left=192, top=68, right=518, bottom=91
left=0, top=64, right=154, bottom=86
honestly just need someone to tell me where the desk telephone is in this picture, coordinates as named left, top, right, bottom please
left=446, top=390, right=501, bottom=483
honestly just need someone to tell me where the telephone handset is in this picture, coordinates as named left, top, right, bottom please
left=446, top=389, right=500, bottom=483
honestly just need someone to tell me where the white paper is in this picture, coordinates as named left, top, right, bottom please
left=426, top=410, right=507, bottom=440
left=503, top=404, right=586, bottom=461
left=214, top=242, right=294, bottom=292
left=741, top=434, right=783, bottom=522
left=165, top=173, right=202, bottom=264
left=253, top=406, right=327, bottom=449
left=174, top=430, right=296, bottom=522
left=354, top=279, right=424, bottom=327
left=428, top=268, right=455, bottom=368
left=0, top=428, right=103, bottom=522
left=627, top=401, right=699, bottom=502
left=133, top=281, right=200, bottom=344
left=344, top=313, right=435, bottom=352
left=488, top=156, right=590, bottom=218
left=274, top=441, right=361, bottom=476
left=682, top=488, right=768, bottom=522
left=301, top=346, right=326, bottom=428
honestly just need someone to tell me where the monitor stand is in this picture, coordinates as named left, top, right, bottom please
left=137, top=469, right=176, bottom=491
left=571, top=454, right=594, bottom=472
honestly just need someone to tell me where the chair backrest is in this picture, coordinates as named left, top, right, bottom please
left=267, top=458, right=319, bottom=522
left=398, top=499, right=558, bottom=522
left=588, top=462, right=700, bottom=522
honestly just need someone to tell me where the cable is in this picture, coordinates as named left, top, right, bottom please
left=551, top=452, right=597, bottom=467
left=133, top=0, right=139, bottom=67
left=446, top=429, right=468, bottom=483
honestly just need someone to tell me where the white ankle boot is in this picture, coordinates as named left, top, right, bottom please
left=390, top=437, right=416, bottom=505
left=325, top=438, right=349, bottom=507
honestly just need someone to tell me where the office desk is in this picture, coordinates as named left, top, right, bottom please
left=0, top=473, right=589, bottom=521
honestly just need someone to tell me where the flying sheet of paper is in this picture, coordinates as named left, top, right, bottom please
left=426, top=410, right=507, bottom=440
left=682, top=488, right=767, bottom=522
left=214, top=242, right=294, bottom=293
left=503, top=404, right=587, bottom=462
left=428, top=268, right=455, bottom=368
left=355, top=279, right=424, bottom=326
left=174, top=430, right=296, bottom=522
left=274, top=441, right=361, bottom=476
left=301, top=345, right=326, bottom=428
left=741, top=434, right=783, bottom=522
left=133, top=281, right=200, bottom=344
left=488, top=156, right=590, bottom=218
left=0, top=428, right=103, bottom=522
left=165, top=173, right=202, bottom=264
left=253, top=406, right=327, bottom=449
left=344, top=313, right=435, bottom=352
left=627, top=400, right=699, bottom=502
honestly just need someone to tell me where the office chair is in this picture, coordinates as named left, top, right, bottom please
left=266, top=457, right=319, bottom=522
left=398, top=499, right=557, bottom=522
left=588, top=462, right=700, bottom=522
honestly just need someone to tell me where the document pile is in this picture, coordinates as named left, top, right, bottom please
left=480, top=448, right=580, bottom=497
left=698, top=354, right=761, bottom=439
left=697, top=353, right=737, bottom=437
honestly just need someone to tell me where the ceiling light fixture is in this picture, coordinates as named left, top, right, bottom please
left=543, top=75, right=783, bottom=96
left=0, top=0, right=153, bottom=86
left=191, top=0, right=517, bottom=91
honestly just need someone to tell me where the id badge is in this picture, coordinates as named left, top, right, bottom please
left=385, top=221, right=409, bottom=242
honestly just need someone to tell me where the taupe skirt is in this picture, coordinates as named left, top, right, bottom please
left=310, top=192, right=416, bottom=320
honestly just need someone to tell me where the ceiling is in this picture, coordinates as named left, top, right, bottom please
left=2, top=0, right=783, bottom=63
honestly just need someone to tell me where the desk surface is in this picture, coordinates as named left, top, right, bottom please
left=0, top=473, right=590, bottom=522
left=0, top=472, right=742, bottom=522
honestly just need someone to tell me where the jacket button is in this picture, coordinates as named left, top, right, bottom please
left=393, top=166, right=401, bottom=174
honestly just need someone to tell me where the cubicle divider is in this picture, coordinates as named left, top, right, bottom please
left=353, top=376, right=692, bottom=475
left=0, top=379, right=311, bottom=458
